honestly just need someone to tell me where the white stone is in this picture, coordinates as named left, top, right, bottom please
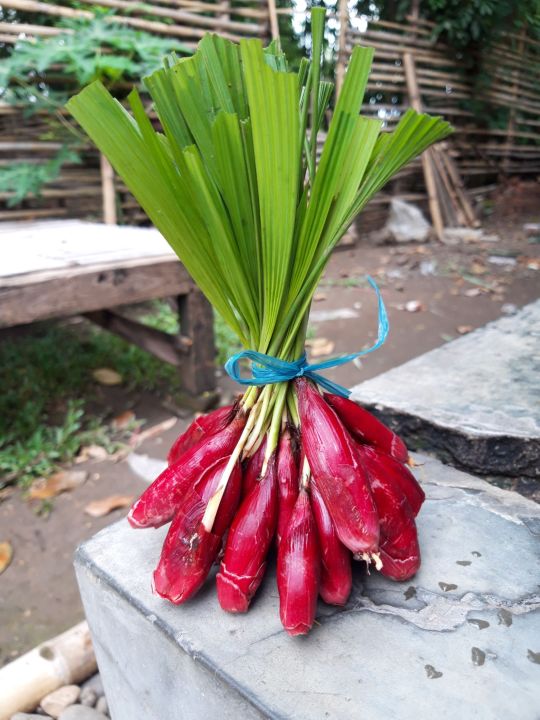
left=75, top=454, right=540, bottom=720
left=78, top=687, right=96, bottom=707
left=80, top=674, right=103, bottom=698
left=40, top=686, right=80, bottom=719
left=58, top=707, right=107, bottom=720
left=95, top=697, right=108, bottom=716
left=386, top=198, right=431, bottom=242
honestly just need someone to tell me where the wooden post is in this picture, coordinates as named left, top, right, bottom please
left=267, top=0, right=279, bottom=41
left=218, top=0, right=230, bottom=34
left=503, top=27, right=526, bottom=174
left=178, top=288, right=217, bottom=396
left=100, top=153, right=117, bottom=225
left=403, top=51, right=444, bottom=241
left=336, top=0, right=349, bottom=97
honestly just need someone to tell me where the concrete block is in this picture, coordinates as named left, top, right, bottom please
left=75, top=454, right=540, bottom=720
left=350, top=301, right=540, bottom=477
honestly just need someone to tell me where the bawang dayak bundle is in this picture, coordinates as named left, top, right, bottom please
left=68, top=8, right=450, bottom=635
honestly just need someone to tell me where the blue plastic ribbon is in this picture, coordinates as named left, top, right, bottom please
left=224, top=276, right=389, bottom=398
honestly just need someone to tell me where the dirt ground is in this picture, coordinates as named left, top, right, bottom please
left=1, top=213, right=539, bottom=666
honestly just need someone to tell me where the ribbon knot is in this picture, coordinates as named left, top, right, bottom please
left=224, top=276, right=389, bottom=398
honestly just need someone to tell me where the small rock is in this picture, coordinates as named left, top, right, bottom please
left=442, top=228, right=483, bottom=244
left=79, top=687, right=97, bottom=707
left=404, top=300, right=423, bottom=313
left=81, top=674, right=104, bottom=697
left=11, top=714, right=53, bottom=720
left=41, top=685, right=80, bottom=718
left=488, top=255, right=516, bottom=267
left=95, top=697, right=109, bottom=716
left=419, top=260, right=437, bottom=276
left=386, top=198, right=431, bottom=243
left=58, top=707, right=107, bottom=720
left=501, top=303, right=518, bottom=316
left=523, top=222, right=540, bottom=236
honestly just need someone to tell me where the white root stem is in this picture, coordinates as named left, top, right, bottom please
left=201, top=394, right=264, bottom=533
left=242, top=385, right=271, bottom=456
left=359, top=551, right=383, bottom=571
left=300, top=455, right=311, bottom=490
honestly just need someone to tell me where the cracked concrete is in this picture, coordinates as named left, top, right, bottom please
left=75, top=453, right=540, bottom=720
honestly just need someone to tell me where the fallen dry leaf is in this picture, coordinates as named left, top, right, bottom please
left=84, top=494, right=133, bottom=518
left=112, top=410, right=136, bottom=430
left=464, top=288, right=482, bottom=297
left=306, top=337, right=335, bottom=357
left=28, top=470, right=88, bottom=500
left=470, top=261, right=487, bottom=275
left=313, top=293, right=327, bottom=302
left=76, top=444, right=109, bottom=463
left=92, top=367, right=123, bottom=386
left=0, top=541, right=13, bottom=574
left=456, top=325, right=473, bottom=335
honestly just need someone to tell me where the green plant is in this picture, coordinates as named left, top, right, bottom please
left=0, top=301, right=244, bottom=488
left=0, top=146, right=81, bottom=206
left=0, top=319, right=178, bottom=488
left=1, top=13, right=189, bottom=106
left=0, top=12, right=189, bottom=204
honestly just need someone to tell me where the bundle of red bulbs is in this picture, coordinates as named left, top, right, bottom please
left=128, top=378, right=424, bottom=636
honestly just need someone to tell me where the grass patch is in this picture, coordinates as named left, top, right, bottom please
left=0, top=301, right=239, bottom=488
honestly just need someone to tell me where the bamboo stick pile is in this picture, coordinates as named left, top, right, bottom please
left=336, top=11, right=539, bottom=235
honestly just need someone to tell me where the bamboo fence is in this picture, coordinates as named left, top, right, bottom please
left=337, top=10, right=540, bottom=226
left=0, top=1, right=538, bottom=230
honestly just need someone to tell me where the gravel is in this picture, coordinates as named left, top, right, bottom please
left=58, top=707, right=108, bottom=720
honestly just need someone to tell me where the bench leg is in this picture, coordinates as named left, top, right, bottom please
left=178, top=289, right=217, bottom=396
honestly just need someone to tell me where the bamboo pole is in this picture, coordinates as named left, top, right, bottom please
left=266, top=0, right=279, bottom=41
left=100, top=154, right=117, bottom=225
left=0, top=0, right=250, bottom=41
left=0, top=622, right=97, bottom=720
left=75, top=0, right=263, bottom=34
left=403, top=51, right=444, bottom=240
left=336, top=0, right=349, bottom=96
left=503, top=27, right=527, bottom=173
left=439, top=146, right=479, bottom=227
left=431, top=146, right=464, bottom=225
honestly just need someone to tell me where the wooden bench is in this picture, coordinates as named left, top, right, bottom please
left=0, top=220, right=217, bottom=401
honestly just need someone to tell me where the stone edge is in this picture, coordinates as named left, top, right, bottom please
left=356, top=404, right=540, bottom=479
left=74, top=543, right=282, bottom=720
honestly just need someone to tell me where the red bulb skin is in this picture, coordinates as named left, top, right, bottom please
left=128, top=410, right=246, bottom=529
left=296, top=378, right=379, bottom=555
left=277, top=489, right=320, bottom=636
left=276, top=428, right=299, bottom=547
left=216, top=454, right=278, bottom=613
left=359, top=445, right=425, bottom=517
left=153, top=459, right=242, bottom=604
left=167, top=404, right=234, bottom=465
left=361, top=451, right=421, bottom=581
left=242, top=435, right=267, bottom=499
left=311, top=482, right=352, bottom=606
left=324, top=393, right=409, bottom=464
left=379, top=524, right=421, bottom=581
